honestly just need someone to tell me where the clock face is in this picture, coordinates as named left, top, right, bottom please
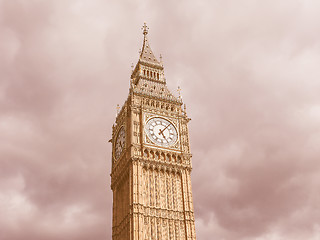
left=115, top=126, right=125, bottom=159
left=145, top=117, right=178, bottom=147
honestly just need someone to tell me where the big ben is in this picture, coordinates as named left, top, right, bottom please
left=110, top=23, right=196, bottom=240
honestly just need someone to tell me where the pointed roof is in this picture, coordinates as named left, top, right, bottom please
left=130, top=24, right=182, bottom=105
left=139, top=23, right=160, bottom=65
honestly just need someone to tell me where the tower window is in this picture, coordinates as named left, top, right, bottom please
left=144, top=150, right=149, bottom=158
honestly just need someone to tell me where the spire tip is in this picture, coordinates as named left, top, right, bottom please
left=142, top=22, right=149, bottom=35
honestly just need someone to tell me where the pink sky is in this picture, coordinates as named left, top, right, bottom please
left=1, top=0, right=320, bottom=239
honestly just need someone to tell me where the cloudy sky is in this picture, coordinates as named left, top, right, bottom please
left=1, top=0, right=320, bottom=239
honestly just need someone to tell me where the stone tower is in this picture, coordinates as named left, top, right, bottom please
left=110, top=23, right=196, bottom=240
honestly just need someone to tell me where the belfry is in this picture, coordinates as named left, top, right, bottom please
left=110, top=23, right=196, bottom=240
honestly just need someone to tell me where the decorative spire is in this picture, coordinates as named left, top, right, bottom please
left=139, top=22, right=161, bottom=65
left=116, top=104, right=120, bottom=115
left=177, top=86, right=182, bottom=99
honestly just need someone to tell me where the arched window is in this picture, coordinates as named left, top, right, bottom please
left=144, top=150, right=149, bottom=158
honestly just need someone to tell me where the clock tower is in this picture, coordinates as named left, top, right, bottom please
left=110, top=23, right=196, bottom=240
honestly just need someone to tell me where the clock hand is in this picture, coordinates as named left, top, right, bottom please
left=159, top=130, right=167, bottom=142
left=159, top=123, right=171, bottom=135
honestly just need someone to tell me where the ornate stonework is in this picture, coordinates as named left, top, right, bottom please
left=110, top=23, right=196, bottom=240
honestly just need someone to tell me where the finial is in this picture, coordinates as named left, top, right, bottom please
left=131, top=63, right=134, bottom=72
left=177, top=86, right=182, bottom=99
left=142, top=22, right=149, bottom=35
left=116, top=104, right=120, bottom=115
left=160, top=54, right=163, bottom=64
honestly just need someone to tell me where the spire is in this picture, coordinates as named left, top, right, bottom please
left=130, top=24, right=182, bottom=105
left=139, top=22, right=160, bottom=65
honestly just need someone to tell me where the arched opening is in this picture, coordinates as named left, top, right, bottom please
left=144, top=150, right=149, bottom=158
left=172, top=155, right=177, bottom=163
